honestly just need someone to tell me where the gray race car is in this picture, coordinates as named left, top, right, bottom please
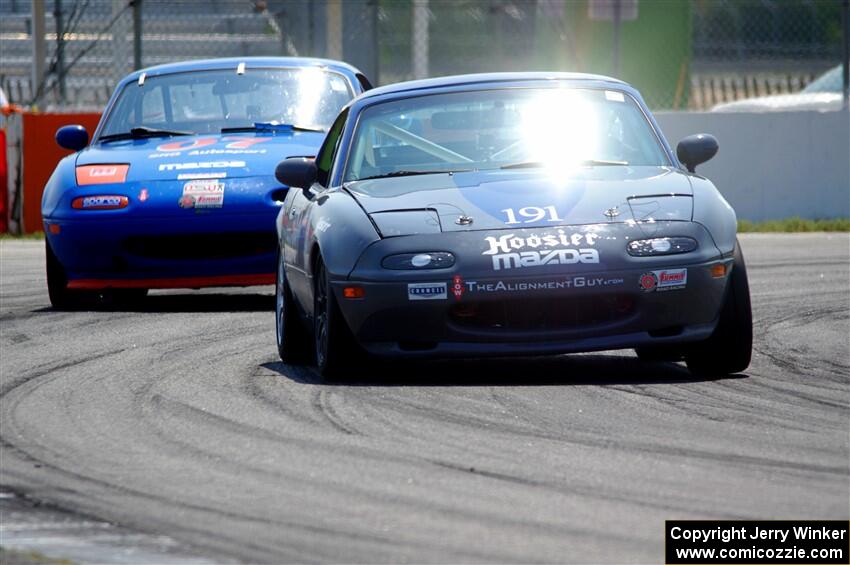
left=274, top=72, right=752, bottom=378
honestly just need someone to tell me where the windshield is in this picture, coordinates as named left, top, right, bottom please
left=344, top=87, right=669, bottom=182
left=100, top=68, right=353, bottom=138
left=802, top=65, right=842, bottom=94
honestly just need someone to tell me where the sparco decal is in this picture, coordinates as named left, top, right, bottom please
left=159, top=161, right=245, bottom=172
left=482, top=230, right=600, bottom=271
left=463, top=276, right=624, bottom=293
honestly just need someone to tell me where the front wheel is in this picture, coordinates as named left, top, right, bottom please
left=46, top=240, right=92, bottom=310
left=685, top=241, right=753, bottom=376
left=313, top=257, right=358, bottom=378
left=276, top=249, right=312, bottom=363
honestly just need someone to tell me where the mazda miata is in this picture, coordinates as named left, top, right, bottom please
left=273, top=72, right=751, bottom=378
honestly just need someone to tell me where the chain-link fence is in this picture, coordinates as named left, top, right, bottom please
left=1, top=0, right=846, bottom=111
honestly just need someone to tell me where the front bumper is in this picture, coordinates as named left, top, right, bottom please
left=332, top=221, right=733, bottom=358
left=44, top=212, right=278, bottom=288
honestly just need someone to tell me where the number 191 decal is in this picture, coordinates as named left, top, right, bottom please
left=502, top=205, right=563, bottom=225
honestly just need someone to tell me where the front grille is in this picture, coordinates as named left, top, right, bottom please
left=448, top=294, right=635, bottom=332
left=123, top=232, right=276, bottom=260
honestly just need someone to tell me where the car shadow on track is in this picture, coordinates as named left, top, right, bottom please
left=262, top=355, right=749, bottom=387
left=37, top=292, right=274, bottom=313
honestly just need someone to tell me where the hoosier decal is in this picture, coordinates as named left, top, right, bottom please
left=482, top=230, right=600, bottom=271
left=179, top=179, right=225, bottom=209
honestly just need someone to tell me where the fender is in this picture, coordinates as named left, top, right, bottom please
left=306, top=189, right=380, bottom=282
left=41, top=154, right=78, bottom=219
left=691, top=175, right=737, bottom=255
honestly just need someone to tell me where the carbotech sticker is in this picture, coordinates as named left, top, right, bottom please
left=407, top=282, right=447, bottom=301
left=179, top=179, right=224, bottom=209
left=640, top=268, right=687, bottom=292
left=482, top=230, right=600, bottom=271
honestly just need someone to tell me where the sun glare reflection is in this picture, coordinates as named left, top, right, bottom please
left=518, top=89, right=600, bottom=174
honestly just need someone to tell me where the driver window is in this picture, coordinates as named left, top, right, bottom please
left=315, top=108, right=348, bottom=186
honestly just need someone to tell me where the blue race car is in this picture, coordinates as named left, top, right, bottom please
left=43, top=57, right=371, bottom=308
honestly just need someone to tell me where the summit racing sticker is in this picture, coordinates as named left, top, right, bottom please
left=407, top=282, right=447, bottom=301
left=179, top=179, right=224, bottom=209
left=482, top=230, right=600, bottom=271
left=640, top=268, right=687, bottom=292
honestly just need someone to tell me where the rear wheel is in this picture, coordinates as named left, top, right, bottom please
left=276, top=248, right=312, bottom=363
left=46, top=240, right=91, bottom=310
left=685, top=241, right=753, bottom=376
left=313, top=257, right=358, bottom=378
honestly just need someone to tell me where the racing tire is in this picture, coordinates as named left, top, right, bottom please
left=46, top=240, right=92, bottom=310
left=275, top=249, right=312, bottom=364
left=313, top=257, right=358, bottom=378
left=685, top=241, right=753, bottom=376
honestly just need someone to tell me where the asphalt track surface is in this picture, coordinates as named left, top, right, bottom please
left=1, top=234, right=848, bottom=563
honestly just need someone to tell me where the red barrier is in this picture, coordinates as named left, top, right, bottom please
left=20, top=112, right=101, bottom=233
left=0, top=128, right=7, bottom=233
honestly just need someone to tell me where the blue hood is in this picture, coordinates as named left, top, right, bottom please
left=76, top=131, right=326, bottom=181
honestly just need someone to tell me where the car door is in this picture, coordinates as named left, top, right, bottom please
left=288, top=108, right=350, bottom=313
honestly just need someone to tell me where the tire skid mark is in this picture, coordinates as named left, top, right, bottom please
left=1, top=348, right=129, bottom=397
left=426, top=458, right=754, bottom=521
left=345, top=385, right=846, bottom=477
left=131, top=392, right=622, bottom=561
left=312, top=388, right=361, bottom=435
left=139, top=389, right=413, bottom=469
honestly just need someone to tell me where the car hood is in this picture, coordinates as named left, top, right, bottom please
left=75, top=131, right=325, bottom=181
left=344, top=166, right=694, bottom=234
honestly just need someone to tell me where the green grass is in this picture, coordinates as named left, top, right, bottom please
left=0, top=231, right=45, bottom=240
left=737, top=217, right=850, bottom=232
left=0, top=547, right=74, bottom=565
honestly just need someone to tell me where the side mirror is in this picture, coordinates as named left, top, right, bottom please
left=676, top=134, right=718, bottom=173
left=56, top=125, right=89, bottom=151
left=275, top=157, right=317, bottom=190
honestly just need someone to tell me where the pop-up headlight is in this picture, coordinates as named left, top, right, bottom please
left=382, top=252, right=455, bottom=270
left=627, top=237, right=697, bottom=256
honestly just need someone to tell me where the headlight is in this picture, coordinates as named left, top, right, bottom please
left=382, top=252, right=455, bottom=270
left=627, top=237, right=697, bottom=257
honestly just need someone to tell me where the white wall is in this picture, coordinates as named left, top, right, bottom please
left=655, top=110, right=850, bottom=221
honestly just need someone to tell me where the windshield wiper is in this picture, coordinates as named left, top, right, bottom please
left=500, top=159, right=629, bottom=169
left=99, top=126, right=193, bottom=142
left=357, top=169, right=470, bottom=181
left=221, top=122, right=325, bottom=134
